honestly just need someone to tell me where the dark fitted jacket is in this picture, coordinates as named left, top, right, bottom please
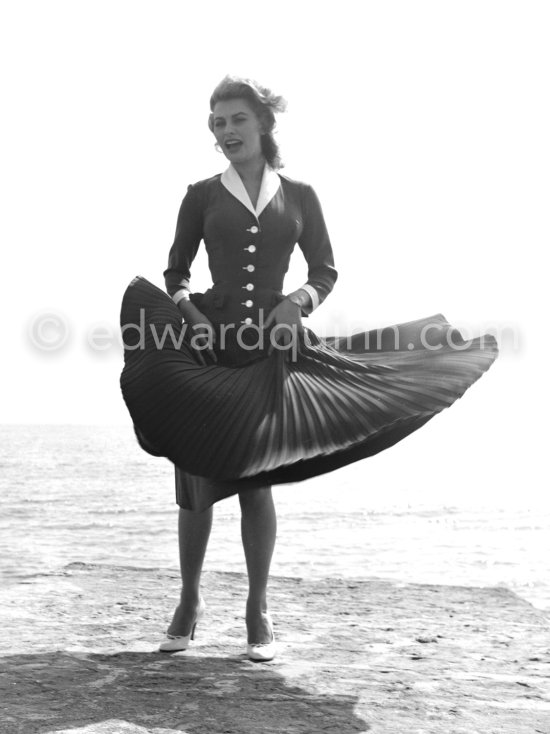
left=164, top=170, right=338, bottom=366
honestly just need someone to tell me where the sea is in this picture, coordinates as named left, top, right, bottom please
left=1, top=424, right=549, bottom=617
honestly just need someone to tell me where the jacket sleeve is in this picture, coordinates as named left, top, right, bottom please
left=163, top=183, right=203, bottom=303
left=295, top=183, right=338, bottom=316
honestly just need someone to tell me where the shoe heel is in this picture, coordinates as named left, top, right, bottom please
left=158, top=596, right=205, bottom=653
left=192, top=596, right=206, bottom=640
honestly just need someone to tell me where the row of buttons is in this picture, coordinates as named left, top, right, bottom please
left=241, top=224, right=259, bottom=325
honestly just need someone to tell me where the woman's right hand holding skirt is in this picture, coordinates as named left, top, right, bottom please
left=177, top=300, right=217, bottom=365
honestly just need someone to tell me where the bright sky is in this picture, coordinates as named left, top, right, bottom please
left=1, top=1, right=548, bottom=499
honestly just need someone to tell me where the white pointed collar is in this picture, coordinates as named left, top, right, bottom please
left=221, top=163, right=281, bottom=219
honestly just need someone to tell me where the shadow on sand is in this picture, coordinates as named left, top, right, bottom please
left=0, top=650, right=370, bottom=733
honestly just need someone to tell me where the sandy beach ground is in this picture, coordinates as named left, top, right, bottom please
left=1, top=562, right=549, bottom=734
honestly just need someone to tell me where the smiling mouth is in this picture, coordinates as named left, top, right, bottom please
left=224, top=140, right=243, bottom=152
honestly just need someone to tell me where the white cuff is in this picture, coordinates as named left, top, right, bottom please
left=172, top=289, right=190, bottom=306
left=299, top=283, right=320, bottom=311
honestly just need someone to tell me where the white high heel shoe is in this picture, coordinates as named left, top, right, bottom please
left=246, top=612, right=277, bottom=662
left=159, top=597, right=206, bottom=653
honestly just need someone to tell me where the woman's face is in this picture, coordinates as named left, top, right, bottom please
left=212, top=98, right=265, bottom=166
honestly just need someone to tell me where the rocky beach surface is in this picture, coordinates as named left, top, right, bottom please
left=1, top=563, right=549, bottom=733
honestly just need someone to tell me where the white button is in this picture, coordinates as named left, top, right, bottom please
left=244, top=300, right=253, bottom=307
left=243, top=264, right=255, bottom=272
left=248, top=225, right=259, bottom=233
left=245, top=283, right=254, bottom=291
left=248, top=245, right=257, bottom=253
left=242, top=317, right=253, bottom=325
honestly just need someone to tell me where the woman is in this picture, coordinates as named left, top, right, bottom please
left=162, top=76, right=335, bottom=662
left=119, top=75, right=498, bottom=662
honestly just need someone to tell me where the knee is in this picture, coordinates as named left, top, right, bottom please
left=178, top=505, right=213, bottom=523
left=238, top=487, right=273, bottom=511
left=179, top=506, right=204, bottom=517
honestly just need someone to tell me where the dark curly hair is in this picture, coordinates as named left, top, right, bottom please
left=208, top=75, right=287, bottom=170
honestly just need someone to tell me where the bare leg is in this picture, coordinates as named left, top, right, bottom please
left=167, top=506, right=213, bottom=636
left=239, top=486, right=277, bottom=643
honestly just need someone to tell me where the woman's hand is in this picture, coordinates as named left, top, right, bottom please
left=264, top=298, right=303, bottom=357
left=177, top=300, right=217, bottom=365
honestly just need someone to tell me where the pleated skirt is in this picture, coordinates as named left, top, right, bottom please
left=120, top=276, right=498, bottom=511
